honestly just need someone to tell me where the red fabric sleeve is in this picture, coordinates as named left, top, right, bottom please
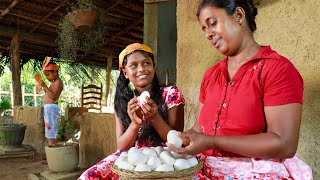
left=263, top=60, right=304, bottom=106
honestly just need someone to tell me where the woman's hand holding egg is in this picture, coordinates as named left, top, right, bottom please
left=166, top=130, right=183, bottom=148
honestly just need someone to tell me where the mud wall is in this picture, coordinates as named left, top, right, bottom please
left=79, top=112, right=116, bottom=168
left=176, top=0, right=320, bottom=177
left=13, top=106, right=46, bottom=155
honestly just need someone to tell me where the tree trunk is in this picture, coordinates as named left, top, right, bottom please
left=10, top=33, right=22, bottom=106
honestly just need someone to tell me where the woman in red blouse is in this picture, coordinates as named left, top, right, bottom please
left=168, top=0, right=313, bottom=179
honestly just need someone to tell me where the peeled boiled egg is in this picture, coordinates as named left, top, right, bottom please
left=167, top=130, right=183, bottom=148
left=173, top=159, right=192, bottom=170
left=138, top=91, right=150, bottom=105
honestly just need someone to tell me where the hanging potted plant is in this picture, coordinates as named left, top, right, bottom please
left=0, top=99, right=26, bottom=146
left=56, top=0, right=108, bottom=62
left=66, top=0, right=97, bottom=29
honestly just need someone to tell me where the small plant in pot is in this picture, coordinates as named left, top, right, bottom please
left=56, top=0, right=108, bottom=62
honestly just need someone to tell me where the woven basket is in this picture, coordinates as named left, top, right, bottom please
left=111, top=160, right=203, bottom=180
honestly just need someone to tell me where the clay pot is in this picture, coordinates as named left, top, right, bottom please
left=0, top=123, right=26, bottom=146
left=66, top=10, right=97, bottom=29
left=45, top=143, right=79, bottom=173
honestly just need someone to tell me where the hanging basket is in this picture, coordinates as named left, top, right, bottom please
left=66, top=10, right=97, bottom=29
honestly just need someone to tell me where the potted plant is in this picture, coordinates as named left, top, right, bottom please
left=66, top=0, right=97, bottom=29
left=56, top=0, right=108, bottom=62
left=0, top=99, right=26, bottom=146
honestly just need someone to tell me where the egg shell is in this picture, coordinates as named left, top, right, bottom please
left=147, top=156, right=161, bottom=170
left=142, top=148, right=158, bottom=158
left=154, top=146, right=164, bottom=156
left=117, top=161, right=134, bottom=171
left=119, top=151, right=128, bottom=157
left=167, top=130, right=183, bottom=148
left=128, top=151, right=148, bottom=166
left=159, top=151, right=175, bottom=166
left=134, top=164, right=152, bottom=172
left=187, top=157, right=199, bottom=167
left=139, top=91, right=150, bottom=105
left=114, top=156, right=128, bottom=166
left=174, top=159, right=192, bottom=170
left=155, top=164, right=174, bottom=172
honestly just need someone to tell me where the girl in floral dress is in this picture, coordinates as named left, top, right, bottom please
left=167, top=0, right=313, bottom=179
left=78, top=43, right=185, bottom=180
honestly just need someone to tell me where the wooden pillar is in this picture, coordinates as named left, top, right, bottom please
left=10, top=33, right=22, bottom=106
left=105, top=57, right=112, bottom=106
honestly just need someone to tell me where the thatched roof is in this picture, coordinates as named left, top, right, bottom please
left=0, top=0, right=144, bottom=69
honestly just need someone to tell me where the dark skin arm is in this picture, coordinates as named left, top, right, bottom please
left=141, top=96, right=184, bottom=142
left=116, top=97, right=142, bottom=151
left=168, top=103, right=301, bottom=159
left=116, top=96, right=185, bottom=151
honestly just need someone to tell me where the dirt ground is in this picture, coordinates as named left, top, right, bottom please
left=0, top=155, right=49, bottom=180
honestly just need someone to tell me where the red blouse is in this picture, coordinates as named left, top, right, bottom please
left=198, top=46, right=303, bottom=157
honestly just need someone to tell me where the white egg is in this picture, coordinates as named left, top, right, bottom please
left=128, top=151, right=148, bottom=166
left=114, top=156, right=128, bottom=166
left=167, top=130, right=183, bottom=148
left=128, top=147, right=140, bottom=154
left=139, top=91, right=150, bottom=105
left=147, top=156, right=161, bottom=170
left=159, top=151, right=175, bottom=166
left=117, top=161, right=134, bottom=171
left=142, top=148, right=158, bottom=158
left=119, top=151, right=128, bottom=157
left=155, top=164, right=174, bottom=172
left=134, top=164, right=152, bottom=172
left=154, top=146, right=164, bottom=156
left=187, top=157, right=198, bottom=167
left=173, top=159, right=192, bottom=170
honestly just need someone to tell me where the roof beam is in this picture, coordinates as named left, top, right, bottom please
left=30, top=0, right=69, bottom=33
left=0, top=25, right=57, bottom=47
left=100, top=16, right=143, bottom=47
left=0, top=0, right=20, bottom=18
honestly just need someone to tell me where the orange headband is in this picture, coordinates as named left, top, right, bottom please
left=43, top=63, right=59, bottom=71
left=118, top=43, right=154, bottom=70
left=42, top=56, right=59, bottom=71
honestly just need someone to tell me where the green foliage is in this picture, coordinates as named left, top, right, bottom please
left=57, top=0, right=108, bottom=62
left=57, top=116, right=77, bottom=142
left=0, top=99, right=11, bottom=115
left=70, top=0, right=94, bottom=11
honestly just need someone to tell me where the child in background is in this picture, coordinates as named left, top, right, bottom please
left=38, top=61, right=63, bottom=146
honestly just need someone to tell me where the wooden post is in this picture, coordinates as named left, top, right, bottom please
left=22, top=85, right=25, bottom=105
left=33, top=86, right=37, bottom=106
left=10, top=84, right=13, bottom=108
left=10, top=32, right=22, bottom=106
left=105, top=57, right=112, bottom=106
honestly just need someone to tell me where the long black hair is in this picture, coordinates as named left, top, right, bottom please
left=196, top=0, right=258, bottom=32
left=114, top=50, right=167, bottom=147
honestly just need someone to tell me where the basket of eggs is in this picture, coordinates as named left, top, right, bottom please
left=111, top=130, right=203, bottom=180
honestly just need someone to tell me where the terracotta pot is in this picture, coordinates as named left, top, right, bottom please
left=66, top=10, right=97, bottom=29
left=45, top=143, right=79, bottom=173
